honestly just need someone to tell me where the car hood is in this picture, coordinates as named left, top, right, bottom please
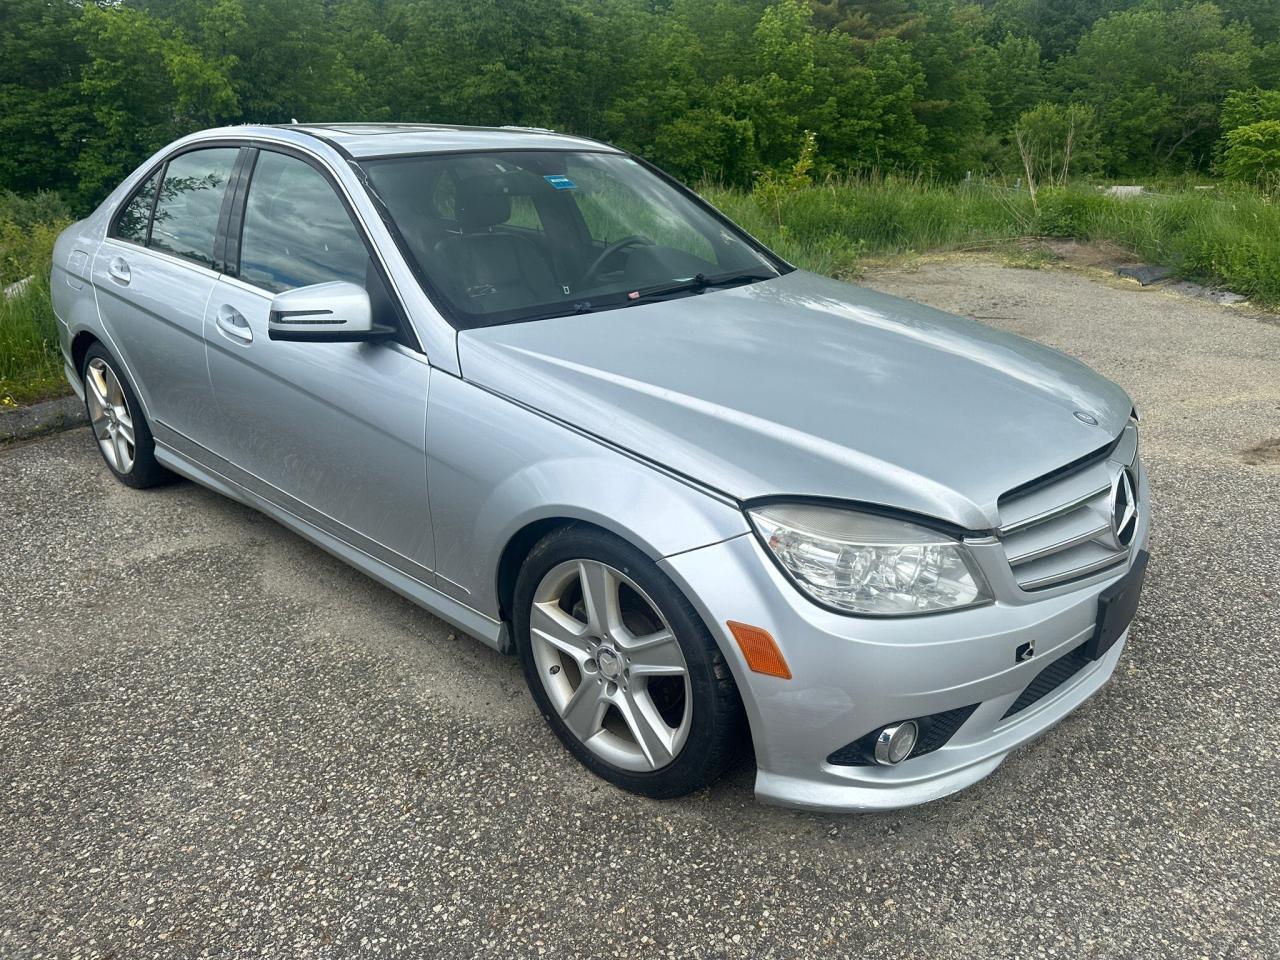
left=457, top=270, right=1132, bottom=530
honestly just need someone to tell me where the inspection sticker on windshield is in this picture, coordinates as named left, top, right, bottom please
left=543, top=175, right=577, bottom=190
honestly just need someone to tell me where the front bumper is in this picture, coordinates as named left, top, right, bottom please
left=659, top=479, right=1150, bottom=813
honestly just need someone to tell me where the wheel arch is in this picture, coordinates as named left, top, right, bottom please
left=71, top=330, right=101, bottom=377
left=496, top=517, right=576, bottom=631
left=495, top=515, right=662, bottom=632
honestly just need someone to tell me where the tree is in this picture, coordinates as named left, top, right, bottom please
left=1220, top=120, right=1280, bottom=181
left=1013, top=102, right=1097, bottom=206
left=905, top=0, right=994, bottom=177
left=1221, top=87, right=1280, bottom=131
left=1058, top=2, right=1258, bottom=174
left=810, top=0, right=927, bottom=47
left=0, top=0, right=92, bottom=195
left=983, top=0, right=1142, bottom=60
left=978, top=32, right=1045, bottom=167
left=75, top=4, right=237, bottom=202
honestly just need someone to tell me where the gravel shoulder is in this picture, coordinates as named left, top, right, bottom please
left=2, top=259, right=1277, bottom=959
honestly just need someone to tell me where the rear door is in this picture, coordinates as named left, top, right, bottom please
left=203, top=147, right=436, bottom=577
left=90, top=145, right=242, bottom=446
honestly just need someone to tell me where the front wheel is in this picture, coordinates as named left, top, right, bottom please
left=513, top=525, right=745, bottom=798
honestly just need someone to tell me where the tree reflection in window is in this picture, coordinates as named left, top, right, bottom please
left=114, top=173, right=158, bottom=244
left=148, top=148, right=238, bottom=268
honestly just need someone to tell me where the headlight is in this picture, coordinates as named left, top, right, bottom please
left=749, top=503, right=992, bottom=616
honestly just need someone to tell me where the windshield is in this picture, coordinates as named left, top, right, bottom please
left=360, top=150, right=784, bottom=328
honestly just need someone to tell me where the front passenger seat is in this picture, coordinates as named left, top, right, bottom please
left=434, top=178, right=560, bottom=313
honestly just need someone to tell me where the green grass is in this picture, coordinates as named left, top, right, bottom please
left=703, top=176, right=1280, bottom=309
left=0, top=191, right=71, bottom=405
left=0, top=277, right=66, bottom=406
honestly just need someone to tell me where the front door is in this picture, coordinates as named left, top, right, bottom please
left=203, top=148, right=436, bottom=578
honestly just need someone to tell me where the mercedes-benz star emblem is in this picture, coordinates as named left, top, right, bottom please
left=1110, top=467, right=1139, bottom=548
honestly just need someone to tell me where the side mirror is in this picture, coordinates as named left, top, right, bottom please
left=267, top=281, right=395, bottom=343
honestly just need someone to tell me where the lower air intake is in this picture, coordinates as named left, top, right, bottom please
left=1002, top=646, right=1092, bottom=719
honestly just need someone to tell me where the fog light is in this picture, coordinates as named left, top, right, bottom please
left=873, top=721, right=919, bottom=765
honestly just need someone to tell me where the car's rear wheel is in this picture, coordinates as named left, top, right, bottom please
left=81, top=344, right=171, bottom=489
left=513, top=525, right=744, bottom=798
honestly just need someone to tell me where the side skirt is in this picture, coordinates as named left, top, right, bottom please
left=153, top=441, right=510, bottom=653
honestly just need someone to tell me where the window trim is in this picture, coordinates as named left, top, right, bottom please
left=107, top=141, right=247, bottom=271
left=226, top=143, right=421, bottom=353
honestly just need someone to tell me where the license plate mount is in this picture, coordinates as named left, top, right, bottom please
left=1084, top=549, right=1149, bottom=661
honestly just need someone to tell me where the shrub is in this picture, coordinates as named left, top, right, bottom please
left=1033, top=187, right=1109, bottom=238
left=1220, top=121, right=1280, bottom=185
left=753, top=131, right=818, bottom=229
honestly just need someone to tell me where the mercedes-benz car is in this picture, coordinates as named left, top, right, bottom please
left=50, top=124, right=1149, bottom=811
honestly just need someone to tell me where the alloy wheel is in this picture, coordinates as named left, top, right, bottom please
left=529, top=559, right=692, bottom=772
left=85, top=357, right=136, bottom=474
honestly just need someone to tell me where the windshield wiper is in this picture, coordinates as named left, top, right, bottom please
left=505, top=300, right=600, bottom=324
left=490, top=271, right=777, bottom=326
left=623, top=270, right=778, bottom=305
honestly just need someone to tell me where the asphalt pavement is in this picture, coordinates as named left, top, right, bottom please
left=2, top=258, right=1277, bottom=958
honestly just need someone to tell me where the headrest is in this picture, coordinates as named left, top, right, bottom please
left=455, top=177, right=512, bottom=231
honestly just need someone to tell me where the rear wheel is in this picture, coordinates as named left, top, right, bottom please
left=514, top=525, right=744, bottom=798
left=81, top=344, right=171, bottom=489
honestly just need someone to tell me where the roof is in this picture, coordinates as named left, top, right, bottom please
left=280, top=122, right=619, bottom=159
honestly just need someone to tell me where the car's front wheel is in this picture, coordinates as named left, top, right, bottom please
left=81, top=343, right=171, bottom=489
left=513, top=525, right=745, bottom=798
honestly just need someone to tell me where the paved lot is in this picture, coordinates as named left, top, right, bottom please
left=2, top=259, right=1278, bottom=959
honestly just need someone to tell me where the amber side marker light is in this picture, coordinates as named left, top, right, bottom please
left=727, top=621, right=792, bottom=679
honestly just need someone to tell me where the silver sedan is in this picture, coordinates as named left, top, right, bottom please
left=51, top=124, right=1149, bottom=811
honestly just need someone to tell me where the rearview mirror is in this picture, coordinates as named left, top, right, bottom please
left=267, top=281, right=395, bottom=343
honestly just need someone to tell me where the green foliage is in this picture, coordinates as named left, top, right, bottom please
left=753, top=130, right=819, bottom=227
left=1013, top=102, right=1098, bottom=197
left=3, top=0, right=1279, bottom=202
left=1033, top=185, right=1109, bottom=236
left=0, top=275, right=64, bottom=406
left=1058, top=3, right=1259, bottom=174
left=1220, top=121, right=1280, bottom=182
left=0, top=191, right=70, bottom=287
left=709, top=177, right=1280, bottom=309
left=1221, top=87, right=1280, bottom=130
left=0, top=195, right=70, bottom=404
left=0, top=0, right=91, bottom=196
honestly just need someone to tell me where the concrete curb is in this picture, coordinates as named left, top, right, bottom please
left=0, top=394, right=87, bottom=444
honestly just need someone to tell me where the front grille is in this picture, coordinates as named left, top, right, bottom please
left=997, top=423, right=1139, bottom=591
left=827, top=704, right=979, bottom=766
left=1002, top=645, right=1091, bottom=719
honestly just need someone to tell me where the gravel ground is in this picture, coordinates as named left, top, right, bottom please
left=2, top=259, right=1278, bottom=959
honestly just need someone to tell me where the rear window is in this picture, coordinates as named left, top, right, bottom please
left=148, top=148, right=239, bottom=268
left=113, top=172, right=158, bottom=244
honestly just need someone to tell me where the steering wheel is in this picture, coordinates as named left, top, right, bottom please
left=580, top=235, right=652, bottom=287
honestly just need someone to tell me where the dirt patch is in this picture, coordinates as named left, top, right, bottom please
left=1242, top=438, right=1280, bottom=466
left=1040, top=238, right=1135, bottom=270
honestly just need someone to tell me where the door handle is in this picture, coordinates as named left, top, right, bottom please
left=107, top=256, right=131, bottom=285
left=215, top=304, right=253, bottom=343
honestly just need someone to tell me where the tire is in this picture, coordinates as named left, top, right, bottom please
left=81, top=343, right=172, bottom=489
left=513, top=524, right=745, bottom=798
